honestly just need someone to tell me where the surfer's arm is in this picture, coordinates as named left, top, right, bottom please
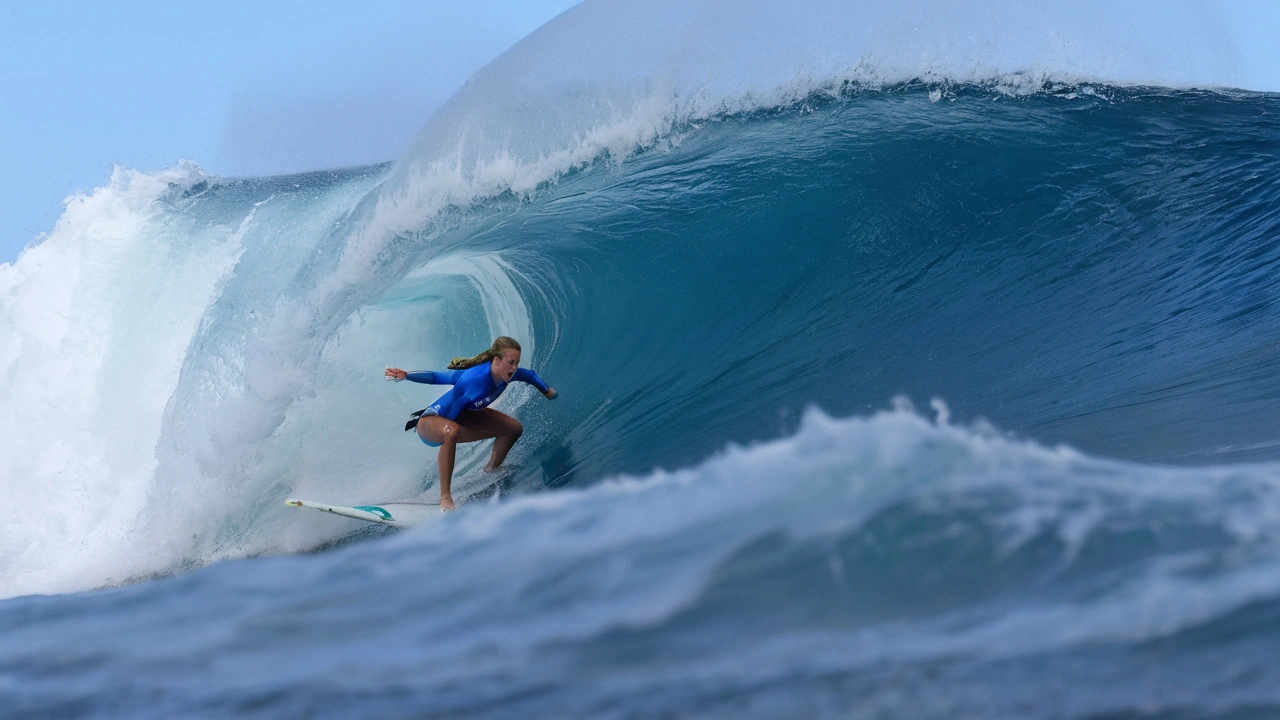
left=385, top=366, right=462, bottom=384
left=404, top=370, right=461, bottom=385
left=514, top=368, right=556, bottom=398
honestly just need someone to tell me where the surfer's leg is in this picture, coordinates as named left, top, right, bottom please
left=417, top=416, right=466, bottom=511
left=418, top=414, right=514, bottom=510
left=454, top=408, right=524, bottom=471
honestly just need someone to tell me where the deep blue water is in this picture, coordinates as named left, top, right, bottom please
left=2, top=84, right=1279, bottom=719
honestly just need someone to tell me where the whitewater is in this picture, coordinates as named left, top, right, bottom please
left=3, top=1, right=1279, bottom=717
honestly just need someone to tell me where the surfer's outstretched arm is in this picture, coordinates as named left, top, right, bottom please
left=385, top=367, right=462, bottom=384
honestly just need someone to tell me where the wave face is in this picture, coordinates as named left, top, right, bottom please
left=3, top=82, right=1278, bottom=719
left=3, top=0, right=1280, bottom=716
left=465, top=87, right=1280, bottom=474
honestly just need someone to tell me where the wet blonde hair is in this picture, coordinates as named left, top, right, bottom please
left=448, top=336, right=522, bottom=370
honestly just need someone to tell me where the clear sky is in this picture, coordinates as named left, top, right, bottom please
left=0, top=0, right=579, bottom=262
left=2, top=1, right=1277, bottom=264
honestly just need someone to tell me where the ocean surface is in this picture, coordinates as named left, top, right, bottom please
left=3, top=1, right=1280, bottom=718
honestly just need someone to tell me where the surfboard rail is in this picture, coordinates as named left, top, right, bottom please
left=285, top=498, right=440, bottom=527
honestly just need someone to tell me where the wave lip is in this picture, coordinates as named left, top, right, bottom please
left=371, top=0, right=1242, bottom=241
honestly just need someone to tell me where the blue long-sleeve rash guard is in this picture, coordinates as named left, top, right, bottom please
left=405, top=364, right=550, bottom=420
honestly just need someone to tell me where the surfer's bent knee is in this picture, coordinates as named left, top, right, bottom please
left=416, top=415, right=458, bottom=445
left=438, top=421, right=460, bottom=444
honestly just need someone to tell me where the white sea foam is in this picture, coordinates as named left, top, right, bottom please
left=0, top=163, right=243, bottom=596
left=341, top=406, right=1280, bottom=675
left=0, top=0, right=1262, bottom=600
left=0, top=159, right=547, bottom=597
left=33, top=406, right=1270, bottom=693
left=365, top=0, right=1242, bottom=244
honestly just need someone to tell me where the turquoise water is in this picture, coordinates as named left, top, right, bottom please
left=2, top=83, right=1278, bottom=719
left=2, top=0, right=1280, bottom=714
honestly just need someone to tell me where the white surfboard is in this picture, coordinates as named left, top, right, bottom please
left=285, top=498, right=441, bottom=527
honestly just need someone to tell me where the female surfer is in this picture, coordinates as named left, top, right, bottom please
left=385, top=336, right=556, bottom=511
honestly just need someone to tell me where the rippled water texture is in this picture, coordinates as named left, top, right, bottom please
left=3, top=0, right=1279, bottom=712
left=2, top=84, right=1278, bottom=719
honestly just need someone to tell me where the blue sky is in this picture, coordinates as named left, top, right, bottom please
left=0, top=0, right=579, bottom=262
left=2, top=1, right=1277, bottom=264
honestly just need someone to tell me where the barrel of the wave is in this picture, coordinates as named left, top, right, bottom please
left=288, top=336, right=556, bottom=520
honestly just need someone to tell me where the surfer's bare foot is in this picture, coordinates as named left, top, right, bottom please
left=482, top=464, right=499, bottom=473
left=440, top=495, right=456, bottom=512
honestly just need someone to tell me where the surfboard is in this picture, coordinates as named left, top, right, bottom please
left=285, top=498, right=440, bottom=527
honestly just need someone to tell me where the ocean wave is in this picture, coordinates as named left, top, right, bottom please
left=371, top=0, right=1243, bottom=242
left=2, top=84, right=1278, bottom=600
left=3, top=5, right=1279, bottom=714
left=4, top=407, right=1279, bottom=717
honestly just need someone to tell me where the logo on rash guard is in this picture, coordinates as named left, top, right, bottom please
left=470, top=383, right=507, bottom=410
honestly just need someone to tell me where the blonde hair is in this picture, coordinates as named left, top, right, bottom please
left=448, top=336, right=522, bottom=370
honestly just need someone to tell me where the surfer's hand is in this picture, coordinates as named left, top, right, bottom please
left=440, top=494, right=456, bottom=512
left=385, top=367, right=407, bottom=381
left=543, top=388, right=557, bottom=400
